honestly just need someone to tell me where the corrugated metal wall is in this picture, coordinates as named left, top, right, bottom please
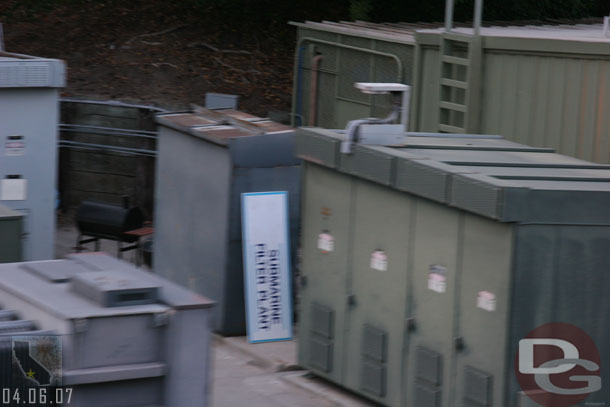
left=414, top=42, right=610, bottom=164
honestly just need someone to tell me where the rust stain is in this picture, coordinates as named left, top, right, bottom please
left=320, top=207, right=331, bottom=216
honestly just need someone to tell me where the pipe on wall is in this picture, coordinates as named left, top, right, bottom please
left=309, top=54, right=324, bottom=126
left=290, top=37, right=403, bottom=128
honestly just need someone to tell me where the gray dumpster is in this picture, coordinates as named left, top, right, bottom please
left=296, top=127, right=610, bottom=407
left=154, top=109, right=300, bottom=335
left=0, top=252, right=215, bottom=407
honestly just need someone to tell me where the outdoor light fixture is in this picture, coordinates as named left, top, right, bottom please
left=340, top=82, right=411, bottom=154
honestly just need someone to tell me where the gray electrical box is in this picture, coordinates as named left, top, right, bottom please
left=0, top=51, right=66, bottom=260
left=0, top=253, right=215, bottom=407
left=0, top=204, right=23, bottom=263
left=154, top=109, right=301, bottom=335
left=296, top=127, right=610, bottom=407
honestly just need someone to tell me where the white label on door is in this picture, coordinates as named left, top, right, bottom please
left=477, top=291, right=496, bottom=312
left=317, top=233, right=334, bottom=253
left=428, top=265, right=448, bottom=293
left=370, top=250, right=388, bottom=271
left=1, top=178, right=27, bottom=201
left=5, top=135, right=25, bottom=156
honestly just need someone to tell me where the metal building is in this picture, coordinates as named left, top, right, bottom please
left=291, top=18, right=610, bottom=166
left=412, top=21, right=610, bottom=166
left=153, top=108, right=300, bottom=335
left=0, top=51, right=65, bottom=260
left=290, top=21, right=423, bottom=129
left=295, top=127, right=610, bottom=406
left=0, top=253, right=215, bottom=407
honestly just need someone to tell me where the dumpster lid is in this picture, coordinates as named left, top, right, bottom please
left=296, top=127, right=610, bottom=224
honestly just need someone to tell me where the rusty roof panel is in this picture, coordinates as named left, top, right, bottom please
left=160, top=113, right=218, bottom=127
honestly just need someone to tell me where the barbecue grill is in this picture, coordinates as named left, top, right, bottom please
left=75, top=198, right=144, bottom=259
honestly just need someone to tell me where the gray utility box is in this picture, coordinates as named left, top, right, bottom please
left=154, top=109, right=300, bottom=335
left=0, top=253, right=215, bottom=407
left=0, top=205, right=23, bottom=263
left=296, top=127, right=610, bottom=407
left=0, top=51, right=66, bottom=260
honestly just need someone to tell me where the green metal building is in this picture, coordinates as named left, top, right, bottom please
left=290, top=21, right=424, bottom=129
left=292, top=19, right=610, bottom=164
left=295, top=127, right=610, bottom=407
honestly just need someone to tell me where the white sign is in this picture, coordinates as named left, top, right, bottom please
left=477, top=290, right=496, bottom=312
left=1, top=178, right=27, bottom=201
left=370, top=250, right=388, bottom=271
left=241, top=192, right=293, bottom=343
left=5, top=135, right=25, bottom=156
left=317, top=232, right=334, bottom=253
left=428, top=265, right=448, bottom=293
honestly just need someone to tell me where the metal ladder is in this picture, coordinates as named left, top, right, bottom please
left=438, top=0, right=483, bottom=133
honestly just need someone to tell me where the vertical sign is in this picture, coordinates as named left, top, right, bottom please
left=241, top=192, right=293, bottom=343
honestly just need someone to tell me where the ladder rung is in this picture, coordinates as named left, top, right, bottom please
left=441, top=55, right=469, bottom=66
left=440, top=78, right=468, bottom=89
left=439, top=124, right=467, bottom=133
left=440, top=102, right=467, bottom=113
left=442, top=32, right=475, bottom=43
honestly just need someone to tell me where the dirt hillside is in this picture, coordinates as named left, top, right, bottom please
left=1, top=1, right=295, bottom=116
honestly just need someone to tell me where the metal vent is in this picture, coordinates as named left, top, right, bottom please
left=341, top=145, right=394, bottom=185
left=362, top=324, right=387, bottom=363
left=295, top=130, right=340, bottom=168
left=361, top=325, right=387, bottom=398
left=0, top=62, right=57, bottom=88
left=0, top=320, right=36, bottom=334
left=309, top=303, right=334, bottom=373
left=70, top=271, right=159, bottom=308
left=415, top=384, right=441, bottom=407
left=416, top=346, right=442, bottom=386
left=310, top=337, right=333, bottom=372
left=361, top=360, right=386, bottom=397
left=463, top=366, right=492, bottom=406
left=311, top=303, right=334, bottom=339
left=395, top=159, right=449, bottom=202
left=450, top=175, right=501, bottom=219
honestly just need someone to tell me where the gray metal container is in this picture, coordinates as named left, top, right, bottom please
left=0, top=253, right=215, bottom=407
left=154, top=110, right=301, bottom=335
left=296, top=127, right=610, bottom=407
left=0, top=51, right=65, bottom=260
left=0, top=205, right=23, bottom=263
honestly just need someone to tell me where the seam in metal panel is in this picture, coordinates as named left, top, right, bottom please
left=395, top=159, right=448, bottom=202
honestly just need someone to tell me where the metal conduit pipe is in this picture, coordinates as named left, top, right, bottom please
left=309, top=54, right=324, bottom=126
left=291, top=37, right=403, bottom=127
left=340, top=105, right=400, bottom=154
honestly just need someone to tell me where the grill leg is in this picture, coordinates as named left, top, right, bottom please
left=75, top=234, right=82, bottom=253
left=95, top=239, right=100, bottom=252
left=135, top=238, right=142, bottom=267
left=117, top=241, right=122, bottom=259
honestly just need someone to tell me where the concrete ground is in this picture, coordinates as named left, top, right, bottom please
left=55, top=214, right=374, bottom=407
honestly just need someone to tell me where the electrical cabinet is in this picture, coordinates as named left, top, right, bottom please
left=296, top=127, right=610, bottom=406
left=0, top=52, right=65, bottom=260
left=154, top=110, right=300, bottom=335
left=0, top=204, right=23, bottom=263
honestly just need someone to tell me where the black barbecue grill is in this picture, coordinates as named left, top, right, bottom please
left=75, top=198, right=145, bottom=260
